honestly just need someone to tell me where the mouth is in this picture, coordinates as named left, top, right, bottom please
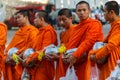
left=17, top=22, right=20, bottom=25
left=34, top=22, right=37, bottom=25
left=80, top=15, right=84, bottom=17
left=79, top=16, right=83, bottom=19
left=62, top=25, right=66, bottom=28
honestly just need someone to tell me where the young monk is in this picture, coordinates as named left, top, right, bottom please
left=0, top=22, right=7, bottom=79
left=4, top=10, right=39, bottom=80
left=25, top=10, right=58, bottom=80
left=90, top=1, right=120, bottom=80
left=58, top=8, right=76, bottom=46
left=56, top=1, right=103, bottom=80
left=55, top=8, right=76, bottom=79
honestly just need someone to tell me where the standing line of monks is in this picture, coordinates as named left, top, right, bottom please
left=0, top=0, right=120, bottom=80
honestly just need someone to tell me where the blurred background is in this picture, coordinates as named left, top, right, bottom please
left=0, top=0, right=119, bottom=29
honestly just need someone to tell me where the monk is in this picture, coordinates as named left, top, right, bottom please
left=4, top=10, right=39, bottom=80
left=90, top=1, right=120, bottom=80
left=58, top=8, right=76, bottom=46
left=54, top=8, right=76, bottom=79
left=55, top=1, right=103, bottom=80
left=0, top=23, right=7, bottom=79
left=25, top=10, right=58, bottom=80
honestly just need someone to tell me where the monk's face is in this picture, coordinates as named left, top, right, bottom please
left=58, top=15, right=72, bottom=29
left=34, top=13, right=42, bottom=27
left=103, top=6, right=113, bottom=23
left=16, top=13, right=27, bottom=26
left=76, top=3, right=90, bottom=20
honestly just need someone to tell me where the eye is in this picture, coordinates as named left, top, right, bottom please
left=77, top=9, right=81, bottom=12
left=62, top=18, right=66, bottom=21
left=83, top=9, right=86, bottom=11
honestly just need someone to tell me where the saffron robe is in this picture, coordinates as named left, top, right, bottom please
left=26, top=25, right=58, bottom=80
left=55, top=18, right=103, bottom=80
left=4, top=25, right=38, bottom=80
left=89, top=17, right=120, bottom=80
left=0, top=23, right=7, bottom=79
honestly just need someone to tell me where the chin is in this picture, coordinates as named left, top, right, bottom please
left=80, top=18, right=86, bottom=21
left=18, top=24, right=21, bottom=27
left=35, top=25, right=39, bottom=27
left=80, top=17, right=86, bottom=20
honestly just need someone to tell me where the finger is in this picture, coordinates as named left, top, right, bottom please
left=62, top=55, right=69, bottom=60
left=7, top=58, right=13, bottom=63
left=62, top=59, right=66, bottom=63
left=69, top=62, right=73, bottom=67
left=63, top=58, right=69, bottom=64
left=45, top=54, right=51, bottom=59
left=90, top=55, right=95, bottom=60
left=45, top=55, right=53, bottom=61
left=50, top=54, right=59, bottom=60
left=62, top=58, right=67, bottom=62
left=90, top=55, right=93, bottom=61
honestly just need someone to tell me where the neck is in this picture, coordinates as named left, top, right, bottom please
left=69, top=23, right=73, bottom=28
left=40, top=22, right=48, bottom=28
left=65, top=23, right=73, bottom=30
left=110, top=15, right=119, bottom=23
left=81, top=17, right=89, bottom=22
left=21, top=21, right=30, bottom=27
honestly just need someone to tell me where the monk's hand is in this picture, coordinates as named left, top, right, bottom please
left=45, top=53, right=59, bottom=61
left=90, top=54, right=96, bottom=62
left=5, top=57, right=16, bottom=65
left=62, top=54, right=71, bottom=64
left=24, top=58, right=35, bottom=68
left=45, top=53, right=54, bottom=61
left=117, top=60, right=120, bottom=67
left=6, top=56, right=12, bottom=63
left=89, top=50, right=96, bottom=55
left=22, top=58, right=27, bottom=67
left=69, top=55, right=77, bottom=67
left=25, top=57, right=32, bottom=65
left=18, top=52, right=23, bottom=58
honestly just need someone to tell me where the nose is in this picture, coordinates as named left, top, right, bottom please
left=34, top=20, right=36, bottom=25
left=16, top=18, right=19, bottom=23
left=34, top=19, right=37, bottom=23
left=60, top=20, right=64, bottom=25
left=80, top=10, right=84, bottom=15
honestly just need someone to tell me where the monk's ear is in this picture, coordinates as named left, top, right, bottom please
left=87, top=8, right=91, bottom=14
left=41, top=17, right=45, bottom=22
left=25, top=16, right=28, bottom=20
left=70, top=16, right=72, bottom=20
left=109, top=10, right=114, bottom=15
left=89, top=8, right=91, bottom=12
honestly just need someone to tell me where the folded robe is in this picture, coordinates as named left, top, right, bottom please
left=88, top=18, right=120, bottom=80
left=0, top=23, right=7, bottom=80
left=26, top=25, right=58, bottom=80
left=55, top=18, right=103, bottom=80
left=4, top=25, right=38, bottom=80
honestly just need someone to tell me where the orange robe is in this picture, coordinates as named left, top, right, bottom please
left=89, top=18, right=120, bottom=80
left=55, top=25, right=75, bottom=80
left=26, top=25, right=58, bottom=80
left=55, top=18, right=103, bottom=80
left=60, top=25, right=75, bottom=46
left=0, top=23, right=7, bottom=79
left=4, top=25, right=38, bottom=80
